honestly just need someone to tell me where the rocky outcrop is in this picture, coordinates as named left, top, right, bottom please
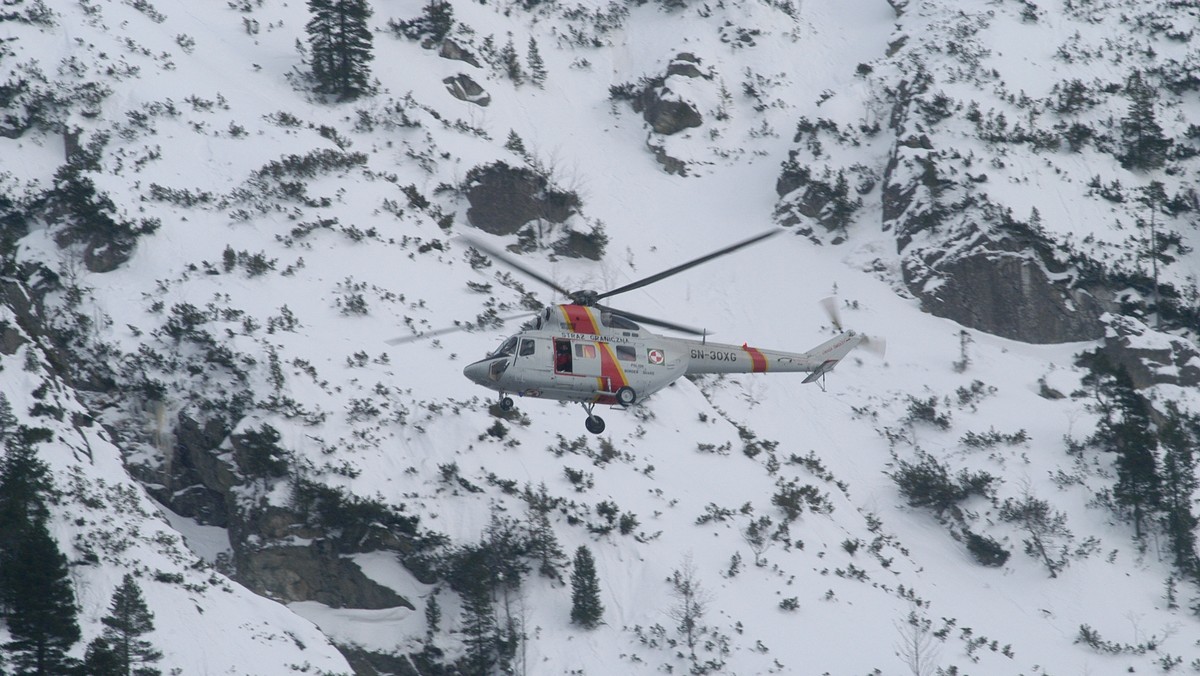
left=238, top=543, right=410, bottom=609
left=879, top=84, right=1106, bottom=344
left=443, top=73, right=490, bottom=107
left=439, top=38, right=480, bottom=68
left=464, top=161, right=579, bottom=235
left=901, top=241, right=1107, bottom=343
left=631, top=53, right=706, bottom=136
left=1094, top=315, right=1200, bottom=389
left=149, top=409, right=417, bottom=611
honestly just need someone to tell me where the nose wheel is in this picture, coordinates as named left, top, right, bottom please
left=582, top=402, right=605, bottom=434
left=499, top=396, right=514, bottom=411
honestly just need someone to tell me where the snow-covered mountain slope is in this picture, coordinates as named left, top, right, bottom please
left=3, top=0, right=1200, bottom=673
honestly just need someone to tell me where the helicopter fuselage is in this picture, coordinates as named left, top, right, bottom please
left=443, top=230, right=875, bottom=434
left=462, top=304, right=865, bottom=410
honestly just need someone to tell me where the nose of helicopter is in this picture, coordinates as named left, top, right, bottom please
left=463, top=360, right=490, bottom=386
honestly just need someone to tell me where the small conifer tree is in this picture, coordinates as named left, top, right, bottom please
left=500, top=38, right=524, bottom=84
left=1119, top=71, right=1172, bottom=172
left=94, top=573, right=163, bottom=676
left=306, top=0, right=375, bottom=101
left=1158, top=403, right=1200, bottom=578
left=3, top=519, right=81, bottom=675
left=569, top=545, right=603, bottom=628
left=527, top=37, right=547, bottom=87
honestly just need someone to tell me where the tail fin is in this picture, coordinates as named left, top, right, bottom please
left=799, top=332, right=873, bottom=384
left=803, top=332, right=866, bottom=363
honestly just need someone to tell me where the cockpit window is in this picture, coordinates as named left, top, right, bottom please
left=489, top=336, right=519, bottom=358
left=601, top=312, right=640, bottom=331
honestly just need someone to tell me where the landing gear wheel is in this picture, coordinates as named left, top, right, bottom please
left=615, top=386, right=636, bottom=406
left=585, top=415, right=606, bottom=434
left=499, top=396, right=514, bottom=411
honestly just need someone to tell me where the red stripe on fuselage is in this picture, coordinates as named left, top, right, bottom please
left=742, top=344, right=768, bottom=373
left=559, top=305, right=599, bottom=334
left=598, top=343, right=629, bottom=390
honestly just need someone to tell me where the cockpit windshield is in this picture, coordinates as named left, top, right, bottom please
left=601, top=312, right=640, bottom=331
left=488, top=336, right=519, bottom=359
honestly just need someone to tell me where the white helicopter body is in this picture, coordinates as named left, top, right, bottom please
left=463, top=302, right=869, bottom=434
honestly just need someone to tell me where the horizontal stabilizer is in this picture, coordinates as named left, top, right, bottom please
left=802, top=359, right=840, bottom=384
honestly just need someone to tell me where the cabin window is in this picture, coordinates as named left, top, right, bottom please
left=575, top=343, right=597, bottom=359
left=519, top=339, right=536, bottom=357
left=554, top=339, right=573, bottom=373
left=615, top=345, right=636, bottom=361
left=601, top=312, right=640, bottom=331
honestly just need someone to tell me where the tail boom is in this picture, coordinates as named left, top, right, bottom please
left=680, top=332, right=865, bottom=377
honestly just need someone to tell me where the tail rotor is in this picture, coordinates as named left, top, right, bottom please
left=819, top=296, right=886, bottom=358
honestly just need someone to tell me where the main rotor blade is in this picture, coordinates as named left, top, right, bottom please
left=596, top=303, right=706, bottom=336
left=385, top=312, right=536, bottom=346
left=594, top=229, right=782, bottom=303
left=459, top=234, right=573, bottom=298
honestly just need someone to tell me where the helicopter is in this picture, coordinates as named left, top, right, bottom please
left=393, top=229, right=881, bottom=434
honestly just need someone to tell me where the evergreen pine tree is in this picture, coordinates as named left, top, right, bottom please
left=0, top=427, right=54, bottom=615
left=569, top=545, right=603, bottom=628
left=505, top=130, right=528, bottom=159
left=1158, top=403, right=1200, bottom=579
left=0, top=392, right=18, bottom=440
left=526, top=503, right=566, bottom=581
left=500, top=38, right=524, bottom=85
left=3, top=519, right=81, bottom=675
left=97, top=573, right=162, bottom=676
left=1119, top=70, right=1172, bottom=172
left=458, top=581, right=497, bottom=674
left=82, top=637, right=124, bottom=676
left=1091, top=364, right=1161, bottom=539
left=423, top=0, right=454, bottom=42
left=526, top=37, right=547, bottom=87
left=306, top=0, right=375, bottom=101
left=825, top=170, right=862, bottom=234
left=1112, top=387, right=1161, bottom=540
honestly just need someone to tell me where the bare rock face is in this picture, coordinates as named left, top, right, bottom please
left=639, top=95, right=703, bottom=135
left=879, top=84, right=1106, bottom=344
left=238, top=543, right=411, bottom=610
left=632, top=53, right=706, bottom=136
left=151, top=410, right=418, bottom=611
left=439, top=38, right=481, bottom=68
left=464, top=161, right=579, bottom=235
left=901, top=243, right=1106, bottom=343
left=443, top=73, right=490, bottom=107
left=1094, top=315, right=1200, bottom=389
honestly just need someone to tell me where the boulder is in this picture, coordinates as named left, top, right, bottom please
left=638, top=91, right=703, bottom=135
left=236, top=541, right=412, bottom=610
left=631, top=53, right=706, bottom=136
left=465, top=161, right=579, bottom=235
left=439, top=38, right=481, bottom=68
left=443, top=73, right=490, bottom=107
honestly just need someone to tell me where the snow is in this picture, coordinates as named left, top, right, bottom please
left=2, top=0, right=1200, bottom=673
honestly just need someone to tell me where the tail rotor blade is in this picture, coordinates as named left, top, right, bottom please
left=820, top=296, right=844, bottom=332
left=860, top=334, right=887, bottom=358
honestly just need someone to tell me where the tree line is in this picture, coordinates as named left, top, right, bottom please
left=0, top=394, right=162, bottom=675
